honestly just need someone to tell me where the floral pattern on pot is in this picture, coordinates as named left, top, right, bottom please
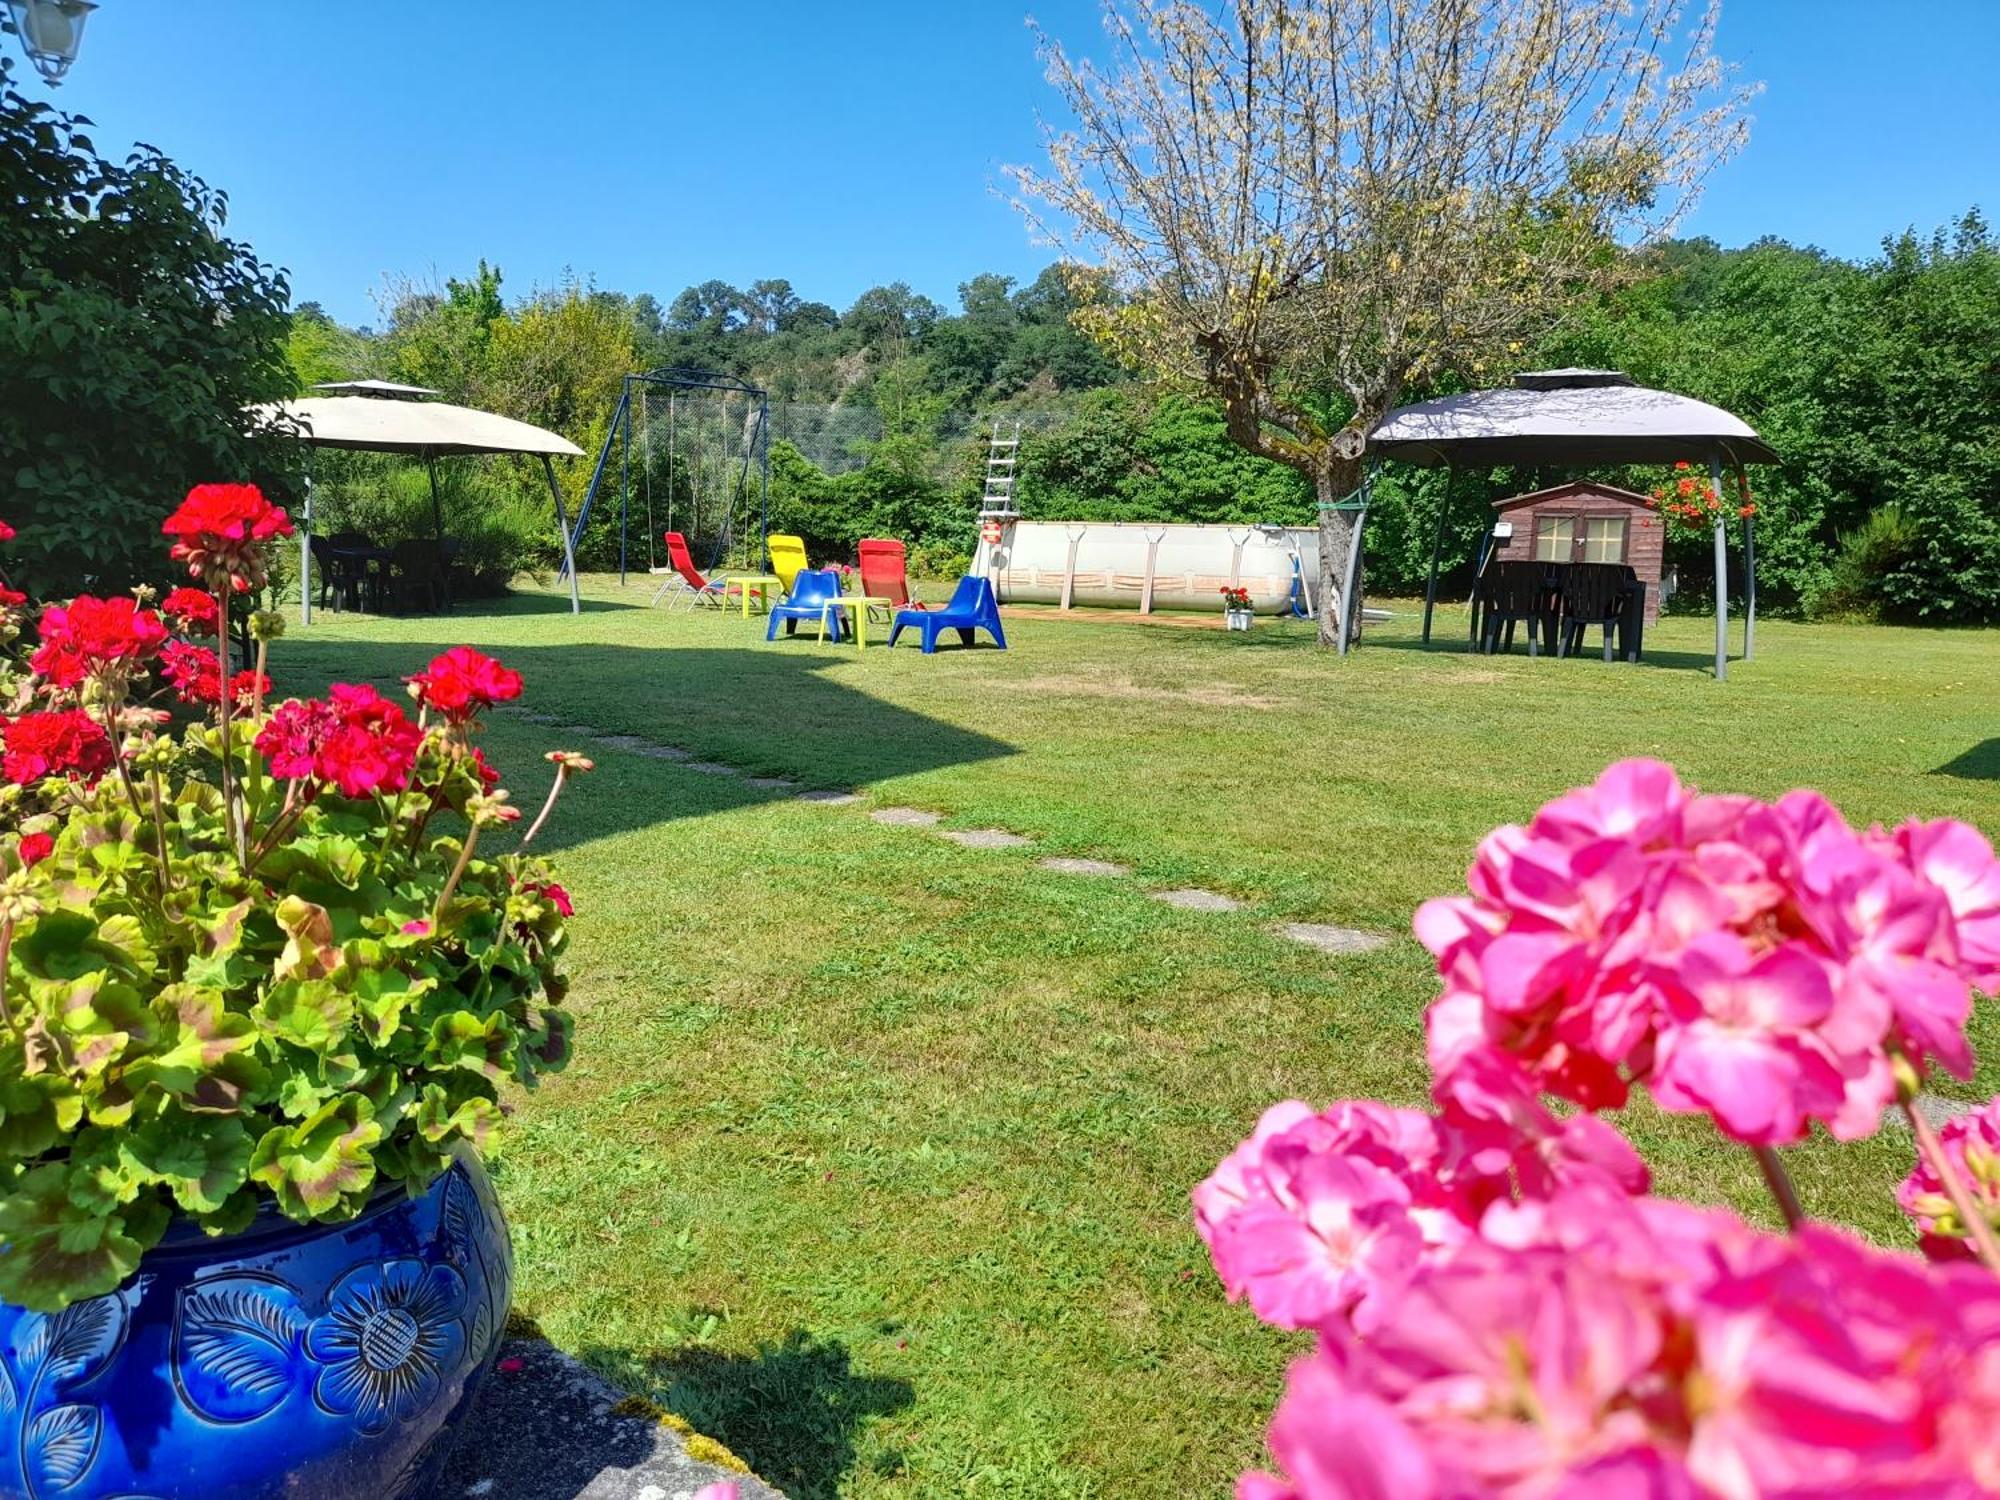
left=1, top=1153, right=509, bottom=1500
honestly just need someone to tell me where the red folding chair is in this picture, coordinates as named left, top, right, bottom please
left=857, top=538, right=926, bottom=624
left=650, top=532, right=739, bottom=610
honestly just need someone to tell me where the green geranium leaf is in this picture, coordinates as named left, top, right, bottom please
left=273, top=897, right=339, bottom=983
left=348, top=967, right=435, bottom=1047
left=254, top=980, right=353, bottom=1053
left=423, top=1010, right=516, bottom=1084
left=119, top=1112, right=253, bottom=1215
left=248, top=1094, right=380, bottom=1218
left=0, top=1073, right=83, bottom=1157
left=275, top=1071, right=330, bottom=1120
left=413, top=1083, right=503, bottom=1150
left=519, top=1007, right=574, bottom=1080
left=52, top=972, right=155, bottom=1080
left=0, top=1164, right=165, bottom=1313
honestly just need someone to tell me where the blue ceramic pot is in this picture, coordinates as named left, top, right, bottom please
left=0, top=1153, right=510, bottom=1499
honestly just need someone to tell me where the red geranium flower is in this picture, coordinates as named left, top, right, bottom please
left=319, top=684, right=423, bottom=797
left=17, top=831, right=53, bottom=866
left=471, top=747, right=501, bottom=788
left=161, top=586, right=221, bottom=635
left=160, top=641, right=266, bottom=709
left=0, top=709, right=114, bottom=785
left=521, top=880, right=574, bottom=918
left=407, top=646, right=523, bottom=724
left=255, top=696, right=342, bottom=781
left=0, top=519, right=14, bottom=542
left=31, top=596, right=168, bottom=687
left=0, top=587, right=24, bottom=609
left=162, top=483, right=293, bottom=593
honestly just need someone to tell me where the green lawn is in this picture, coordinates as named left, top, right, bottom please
left=281, top=579, right=2000, bottom=1500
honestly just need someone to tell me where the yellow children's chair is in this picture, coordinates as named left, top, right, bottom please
left=767, top=533, right=809, bottom=596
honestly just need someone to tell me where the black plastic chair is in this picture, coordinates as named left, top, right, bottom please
left=388, top=540, right=448, bottom=615
left=1478, top=561, right=1559, bottom=656
left=1558, top=562, right=1631, bottom=662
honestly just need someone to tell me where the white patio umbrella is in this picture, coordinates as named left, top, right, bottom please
left=1369, top=370, right=1778, bottom=679
left=251, top=394, right=587, bottom=617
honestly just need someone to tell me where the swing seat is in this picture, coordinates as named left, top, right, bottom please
left=887, top=576, right=1005, bottom=653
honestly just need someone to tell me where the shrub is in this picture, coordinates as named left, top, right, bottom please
left=1817, top=503, right=1923, bottom=620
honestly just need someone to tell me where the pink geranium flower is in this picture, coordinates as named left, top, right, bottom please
left=1899, top=1096, right=2000, bottom=1258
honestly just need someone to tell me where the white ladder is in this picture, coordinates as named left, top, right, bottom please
left=981, top=418, right=1022, bottom=516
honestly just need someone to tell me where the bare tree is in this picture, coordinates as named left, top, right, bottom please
left=1012, top=0, right=1755, bottom=643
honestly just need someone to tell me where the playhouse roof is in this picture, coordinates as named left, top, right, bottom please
left=1491, top=479, right=1657, bottom=510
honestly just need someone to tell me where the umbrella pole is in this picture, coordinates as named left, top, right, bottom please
left=1420, top=464, right=1454, bottom=645
left=1710, top=455, right=1729, bottom=682
left=544, top=455, right=582, bottom=616
left=426, top=455, right=444, bottom=544
left=299, top=462, right=314, bottom=627
left=1738, top=461, right=1756, bottom=661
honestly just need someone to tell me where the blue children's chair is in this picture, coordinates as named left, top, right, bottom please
left=766, top=568, right=844, bottom=643
left=887, top=575, right=1006, bottom=653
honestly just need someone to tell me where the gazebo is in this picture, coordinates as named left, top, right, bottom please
left=1368, top=370, right=1777, bottom=680
left=252, top=391, right=586, bottom=619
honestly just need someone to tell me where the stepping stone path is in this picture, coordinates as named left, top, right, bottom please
left=744, top=776, right=798, bottom=791
left=1885, top=1094, right=1974, bottom=1131
left=1151, top=888, right=1244, bottom=913
left=685, top=761, right=740, bottom=777
left=595, top=735, right=655, bottom=752
left=871, top=807, right=941, bottom=828
left=1038, top=857, right=1131, bottom=877
left=632, top=745, right=691, bottom=761
left=1279, top=923, right=1389, bottom=955
left=796, top=790, right=862, bottom=806
left=937, top=828, right=1032, bottom=849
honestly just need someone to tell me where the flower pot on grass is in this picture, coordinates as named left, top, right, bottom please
left=0, top=489, right=590, bottom=1498
left=1220, top=585, right=1255, bottom=631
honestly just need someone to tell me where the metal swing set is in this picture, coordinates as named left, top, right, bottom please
left=563, top=367, right=771, bottom=589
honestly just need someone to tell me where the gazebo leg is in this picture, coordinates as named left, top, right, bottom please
left=544, top=455, right=582, bottom=616
left=1709, top=456, right=1729, bottom=682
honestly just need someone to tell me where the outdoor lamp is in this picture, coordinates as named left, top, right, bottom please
left=6, top=0, right=95, bottom=84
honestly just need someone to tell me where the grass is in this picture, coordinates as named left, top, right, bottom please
left=281, top=578, right=2000, bottom=1499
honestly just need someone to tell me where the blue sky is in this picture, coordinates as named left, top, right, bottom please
left=24, top=0, right=1999, bottom=327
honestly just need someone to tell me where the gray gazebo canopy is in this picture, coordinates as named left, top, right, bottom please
left=1369, top=370, right=1777, bottom=679
left=253, top=393, right=586, bottom=618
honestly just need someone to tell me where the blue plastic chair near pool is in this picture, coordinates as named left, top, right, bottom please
left=887, top=575, right=1007, bottom=653
left=765, top=568, right=845, bottom=643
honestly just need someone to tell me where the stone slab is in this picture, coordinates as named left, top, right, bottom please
left=1279, top=923, right=1390, bottom=955
left=744, top=776, right=798, bottom=791
left=1151, top=888, right=1244, bottom=913
left=441, top=1336, right=782, bottom=1500
left=685, top=762, right=741, bottom=777
left=1883, top=1093, right=1975, bottom=1131
left=796, top=791, right=862, bottom=806
left=936, top=829, right=1032, bottom=849
left=870, top=807, right=941, bottom=827
left=635, top=745, right=693, bottom=762
left=595, top=735, right=656, bottom=752
left=1037, top=857, right=1132, bottom=877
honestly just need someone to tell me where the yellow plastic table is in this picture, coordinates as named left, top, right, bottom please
left=818, top=595, right=895, bottom=648
left=722, top=574, right=784, bottom=617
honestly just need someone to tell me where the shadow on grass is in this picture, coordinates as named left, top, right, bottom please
left=1935, top=739, right=2000, bottom=781
left=270, top=640, right=1017, bottom=852
left=1359, top=631, right=1726, bottom=673
left=587, top=1332, right=914, bottom=1500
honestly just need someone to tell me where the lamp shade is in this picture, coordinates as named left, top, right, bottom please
left=7, top=0, right=95, bottom=82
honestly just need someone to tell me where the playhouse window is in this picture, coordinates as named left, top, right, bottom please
left=1582, top=516, right=1628, bottom=563
left=1533, top=516, right=1574, bottom=561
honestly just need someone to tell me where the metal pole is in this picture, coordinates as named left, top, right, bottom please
left=619, top=393, right=631, bottom=587
left=1420, top=464, right=1453, bottom=645
left=562, top=384, right=629, bottom=581
left=298, top=464, right=314, bottom=627
left=1739, top=463, right=1757, bottom=661
left=1336, top=467, right=1372, bottom=656
left=758, top=396, right=770, bottom=567
left=1709, top=454, right=1728, bottom=682
left=426, top=454, right=444, bottom=544
left=544, top=454, right=582, bottom=615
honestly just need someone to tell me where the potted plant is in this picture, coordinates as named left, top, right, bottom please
left=0, top=488, right=585, bottom=1498
left=1221, top=584, right=1255, bottom=631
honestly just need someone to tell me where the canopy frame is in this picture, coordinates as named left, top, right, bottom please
left=259, top=394, right=585, bottom=619
left=1372, top=372, right=1775, bottom=681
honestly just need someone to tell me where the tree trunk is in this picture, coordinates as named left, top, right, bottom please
left=1315, top=455, right=1364, bottom=647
